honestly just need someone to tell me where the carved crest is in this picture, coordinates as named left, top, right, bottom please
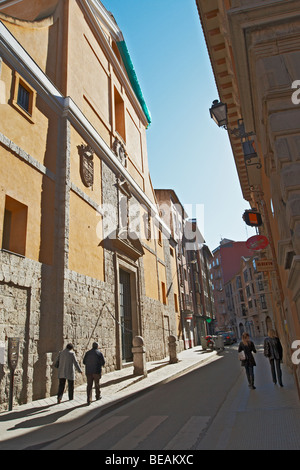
left=113, top=138, right=127, bottom=168
left=78, top=144, right=94, bottom=187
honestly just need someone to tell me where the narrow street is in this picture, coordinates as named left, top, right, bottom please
left=39, top=341, right=300, bottom=451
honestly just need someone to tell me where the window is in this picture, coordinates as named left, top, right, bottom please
left=18, top=84, right=30, bottom=112
left=174, top=293, right=179, bottom=312
left=146, top=212, right=151, bottom=241
left=12, top=72, right=36, bottom=122
left=112, top=41, right=122, bottom=63
left=246, top=285, right=251, bottom=298
left=270, top=199, right=275, bottom=217
left=161, top=282, right=167, bottom=305
left=260, top=294, right=267, bottom=310
left=158, top=229, right=162, bottom=246
left=258, top=280, right=264, bottom=291
left=2, top=196, right=28, bottom=256
left=114, top=87, right=126, bottom=142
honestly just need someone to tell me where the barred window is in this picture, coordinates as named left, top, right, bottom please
left=12, top=72, right=36, bottom=122
left=17, top=84, right=30, bottom=112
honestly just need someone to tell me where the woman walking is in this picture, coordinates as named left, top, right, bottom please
left=55, top=343, right=82, bottom=403
left=264, top=329, right=283, bottom=386
left=238, top=332, right=257, bottom=389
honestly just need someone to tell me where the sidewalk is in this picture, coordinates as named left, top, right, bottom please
left=1, top=342, right=299, bottom=450
left=197, top=341, right=300, bottom=450
left=0, top=345, right=220, bottom=450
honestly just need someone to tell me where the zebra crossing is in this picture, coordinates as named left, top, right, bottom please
left=43, top=414, right=211, bottom=450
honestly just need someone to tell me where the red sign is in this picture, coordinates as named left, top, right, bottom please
left=246, top=235, right=269, bottom=251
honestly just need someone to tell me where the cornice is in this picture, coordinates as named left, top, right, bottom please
left=196, top=0, right=300, bottom=203
left=227, top=0, right=300, bottom=133
left=0, top=11, right=54, bottom=28
left=87, top=0, right=123, bottom=41
left=80, top=0, right=149, bottom=127
left=195, top=0, right=251, bottom=201
left=0, top=0, right=23, bottom=10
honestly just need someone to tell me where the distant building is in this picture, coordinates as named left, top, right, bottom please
left=212, top=239, right=254, bottom=331
left=185, top=220, right=215, bottom=343
left=155, top=190, right=193, bottom=350
left=225, top=256, right=274, bottom=339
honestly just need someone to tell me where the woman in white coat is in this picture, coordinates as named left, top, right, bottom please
left=55, top=343, right=82, bottom=403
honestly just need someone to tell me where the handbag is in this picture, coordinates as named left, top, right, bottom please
left=238, top=350, right=246, bottom=361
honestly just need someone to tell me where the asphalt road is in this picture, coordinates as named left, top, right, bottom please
left=44, top=345, right=242, bottom=450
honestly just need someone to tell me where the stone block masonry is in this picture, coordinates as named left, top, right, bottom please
left=0, top=251, right=50, bottom=410
left=63, top=269, right=117, bottom=372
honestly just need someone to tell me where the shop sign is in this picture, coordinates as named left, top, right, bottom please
left=256, top=259, right=274, bottom=272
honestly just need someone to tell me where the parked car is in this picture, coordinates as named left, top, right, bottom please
left=227, top=331, right=237, bottom=343
left=217, top=331, right=233, bottom=345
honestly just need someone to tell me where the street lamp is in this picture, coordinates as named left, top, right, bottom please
left=209, top=99, right=254, bottom=139
left=209, top=99, right=228, bottom=128
left=209, top=99, right=261, bottom=168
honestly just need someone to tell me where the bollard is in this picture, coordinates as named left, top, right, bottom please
left=132, top=336, right=147, bottom=377
left=168, top=335, right=179, bottom=364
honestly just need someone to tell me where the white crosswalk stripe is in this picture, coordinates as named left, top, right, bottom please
left=50, top=415, right=129, bottom=450
left=110, top=415, right=168, bottom=450
left=164, top=416, right=210, bottom=450
left=44, top=414, right=211, bottom=450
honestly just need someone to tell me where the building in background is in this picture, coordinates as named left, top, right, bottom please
left=212, top=239, right=254, bottom=331
left=155, top=190, right=193, bottom=350
left=225, top=256, right=274, bottom=339
left=154, top=193, right=216, bottom=349
left=185, top=219, right=215, bottom=343
left=196, top=0, right=300, bottom=395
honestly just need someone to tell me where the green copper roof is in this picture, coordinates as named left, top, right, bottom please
left=116, top=40, right=151, bottom=127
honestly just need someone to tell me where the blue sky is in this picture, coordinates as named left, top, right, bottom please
left=103, top=0, right=256, bottom=251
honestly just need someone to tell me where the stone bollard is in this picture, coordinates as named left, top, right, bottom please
left=168, top=335, right=179, bottom=364
left=132, top=336, right=147, bottom=377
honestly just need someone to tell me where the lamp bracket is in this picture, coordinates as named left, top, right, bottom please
left=224, top=119, right=255, bottom=139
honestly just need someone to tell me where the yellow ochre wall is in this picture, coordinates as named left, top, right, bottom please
left=0, top=58, right=56, bottom=265
left=0, top=0, right=178, bottom=305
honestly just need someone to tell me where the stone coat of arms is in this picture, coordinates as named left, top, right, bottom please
left=78, top=144, right=94, bottom=187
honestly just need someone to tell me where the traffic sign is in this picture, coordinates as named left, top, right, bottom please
left=246, top=235, right=269, bottom=251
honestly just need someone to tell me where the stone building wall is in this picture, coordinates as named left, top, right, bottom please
left=0, top=251, right=55, bottom=410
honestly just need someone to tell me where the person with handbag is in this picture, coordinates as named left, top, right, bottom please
left=238, top=332, right=257, bottom=389
left=264, top=329, right=283, bottom=386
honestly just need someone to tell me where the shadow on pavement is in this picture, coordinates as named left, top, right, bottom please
left=1, top=403, right=87, bottom=430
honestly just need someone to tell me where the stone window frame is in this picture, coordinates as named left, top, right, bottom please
left=11, top=71, right=37, bottom=123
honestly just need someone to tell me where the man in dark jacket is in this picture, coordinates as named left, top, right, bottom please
left=83, top=342, right=105, bottom=405
left=264, top=329, right=283, bottom=386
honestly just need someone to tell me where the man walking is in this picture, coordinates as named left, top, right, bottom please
left=83, top=342, right=105, bottom=405
left=55, top=343, right=82, bottom=404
